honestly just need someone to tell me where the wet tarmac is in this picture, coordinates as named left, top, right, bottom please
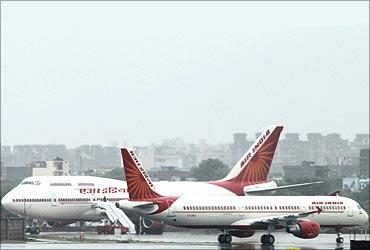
left=1, top=231, right=369, bottom=249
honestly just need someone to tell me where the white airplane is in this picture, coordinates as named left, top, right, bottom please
left=117, top=147, right=369, bottom=246
left=1, top=125, right=319, bottom=234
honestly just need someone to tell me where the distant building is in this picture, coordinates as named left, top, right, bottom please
left=328, top=164, right=361, bottom=178
left=343, top=177, right=369, bottom=192
left=12, top=144, right=68, bottom=167
left=148, top=166, right=189, bottom=181
left=230, top=133, right=252, bottom=165
left=273, top=133, right=305, bottom=173
left=4, top=167, right=32, bottom=181
left=31, top=157, right=70, bottom=176
left=359, top=148, right=369, bottom=177
left=135, top=147, right=155, bottom=169
left=0, top=162, right=5, bottom=181
left=283, top=161, right=330, bottom=180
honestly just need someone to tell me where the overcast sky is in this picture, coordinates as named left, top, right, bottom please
left=1, top=2, right=369, bottom=147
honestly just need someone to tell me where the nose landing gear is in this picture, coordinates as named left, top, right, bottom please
left=335, top=228, right=344, bottom=243
left=336, top=233, right=344, bottom=243
left=261, top=234, right=275, bottom=245
left=218, top=232, right=232, bottom=244
left=261, top=223, right=276, bottom=246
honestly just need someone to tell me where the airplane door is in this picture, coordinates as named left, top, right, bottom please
left=166, top=201, right=176, bottom=218
left=51, top=194, right=57, bottom=207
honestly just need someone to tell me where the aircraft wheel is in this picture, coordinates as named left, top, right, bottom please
left=336, top=237, right=344, bottom=243
left=261, top=234, right=268, bottom=245
left=218, top=233, right=226, bottom=244
left=225, top=234, right=232, bottom=244
left=261, top=234, right=274, bottom=245
left=268, top=234, right=275, bottom=245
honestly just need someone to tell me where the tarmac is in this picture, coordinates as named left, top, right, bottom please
left=1, top=231, right=369, bottom=250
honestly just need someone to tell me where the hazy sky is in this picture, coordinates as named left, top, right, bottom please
left=1, top=2, right=369, bottom=147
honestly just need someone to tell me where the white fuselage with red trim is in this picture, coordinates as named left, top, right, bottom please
left=120, top=195, right=368, bottom=230
left=2, top=175, right=275, bottom=221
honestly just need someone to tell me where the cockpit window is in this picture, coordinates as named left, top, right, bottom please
left=357, top=204, right=362, bottom=210
left=21, top=181, right=34, bottom=185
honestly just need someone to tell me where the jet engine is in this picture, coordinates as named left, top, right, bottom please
left=286, top=220, right=320, bottom=239
left=142, top=218, right=153, bottom=229
left=134, top=217, right=163, bottom=235
left=228, top=229, right=255, bottom=238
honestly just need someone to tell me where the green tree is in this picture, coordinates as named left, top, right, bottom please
left=91, top=167, right=125, bottom=180
left=189, top=159, right=229, bottom=181
left=104, top=167, right=125, bottom=180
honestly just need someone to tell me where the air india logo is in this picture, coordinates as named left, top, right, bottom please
left=240, top=129, right=270, bottom=168
left=129, top=151, right=154, bottom=188
left=123, top=149, right=160, bottom=200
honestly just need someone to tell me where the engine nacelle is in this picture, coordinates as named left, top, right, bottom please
left=142, top=218, right=153, bottom=229
left=228, top=229, right=255, bottom=238
left=286, top=220, right=320, bottom=239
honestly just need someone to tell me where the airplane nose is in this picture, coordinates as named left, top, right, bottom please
left=364, top=210, right=369, bottom=223
left=1, top=192, right=12, bottom=211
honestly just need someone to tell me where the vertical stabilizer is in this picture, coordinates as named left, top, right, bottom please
left=121, top=148, right=162, bottom=201
left=210, top=125, right=283, bottom=195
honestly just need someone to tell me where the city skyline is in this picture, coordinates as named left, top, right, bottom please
left=1, top=2, right=369, bottom=147
left=1, top=129, right=369, bottom=148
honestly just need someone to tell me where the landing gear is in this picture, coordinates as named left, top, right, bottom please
left=335, top=228, right=344, bottom=243
left=261, top=234, right=275, bottom=245
left=336, top=233, right=344, bottom=243
left=336, top=237, right=344, bottom=243
left=26, top=224, right=40, bottom=234
left=261, top=223, right=276, bottom=246
left=218, top=233, right=232, bottom=244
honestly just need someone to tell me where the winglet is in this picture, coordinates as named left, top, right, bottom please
left=121, top=148, right=162, bottom=201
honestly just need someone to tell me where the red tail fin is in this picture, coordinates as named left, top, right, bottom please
left=210, top=125, right=283, bottom=195
left=230, top=125, right=283, bottom=183
left=121, top=148, right=162, bottom=201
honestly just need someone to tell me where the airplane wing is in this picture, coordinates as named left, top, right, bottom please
left=231, top=207, right=322, bottom=226
left=245, top=181, right=323, bottom=194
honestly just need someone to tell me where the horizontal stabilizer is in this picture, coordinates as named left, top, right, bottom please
left=245, top=181, right=323, bottom=194
left=116, top=200, right=159, bottom=215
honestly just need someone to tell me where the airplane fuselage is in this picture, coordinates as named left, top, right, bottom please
left=121, top=195, right=368, bottom=230
left=1, top=175, right=276, bottom=221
